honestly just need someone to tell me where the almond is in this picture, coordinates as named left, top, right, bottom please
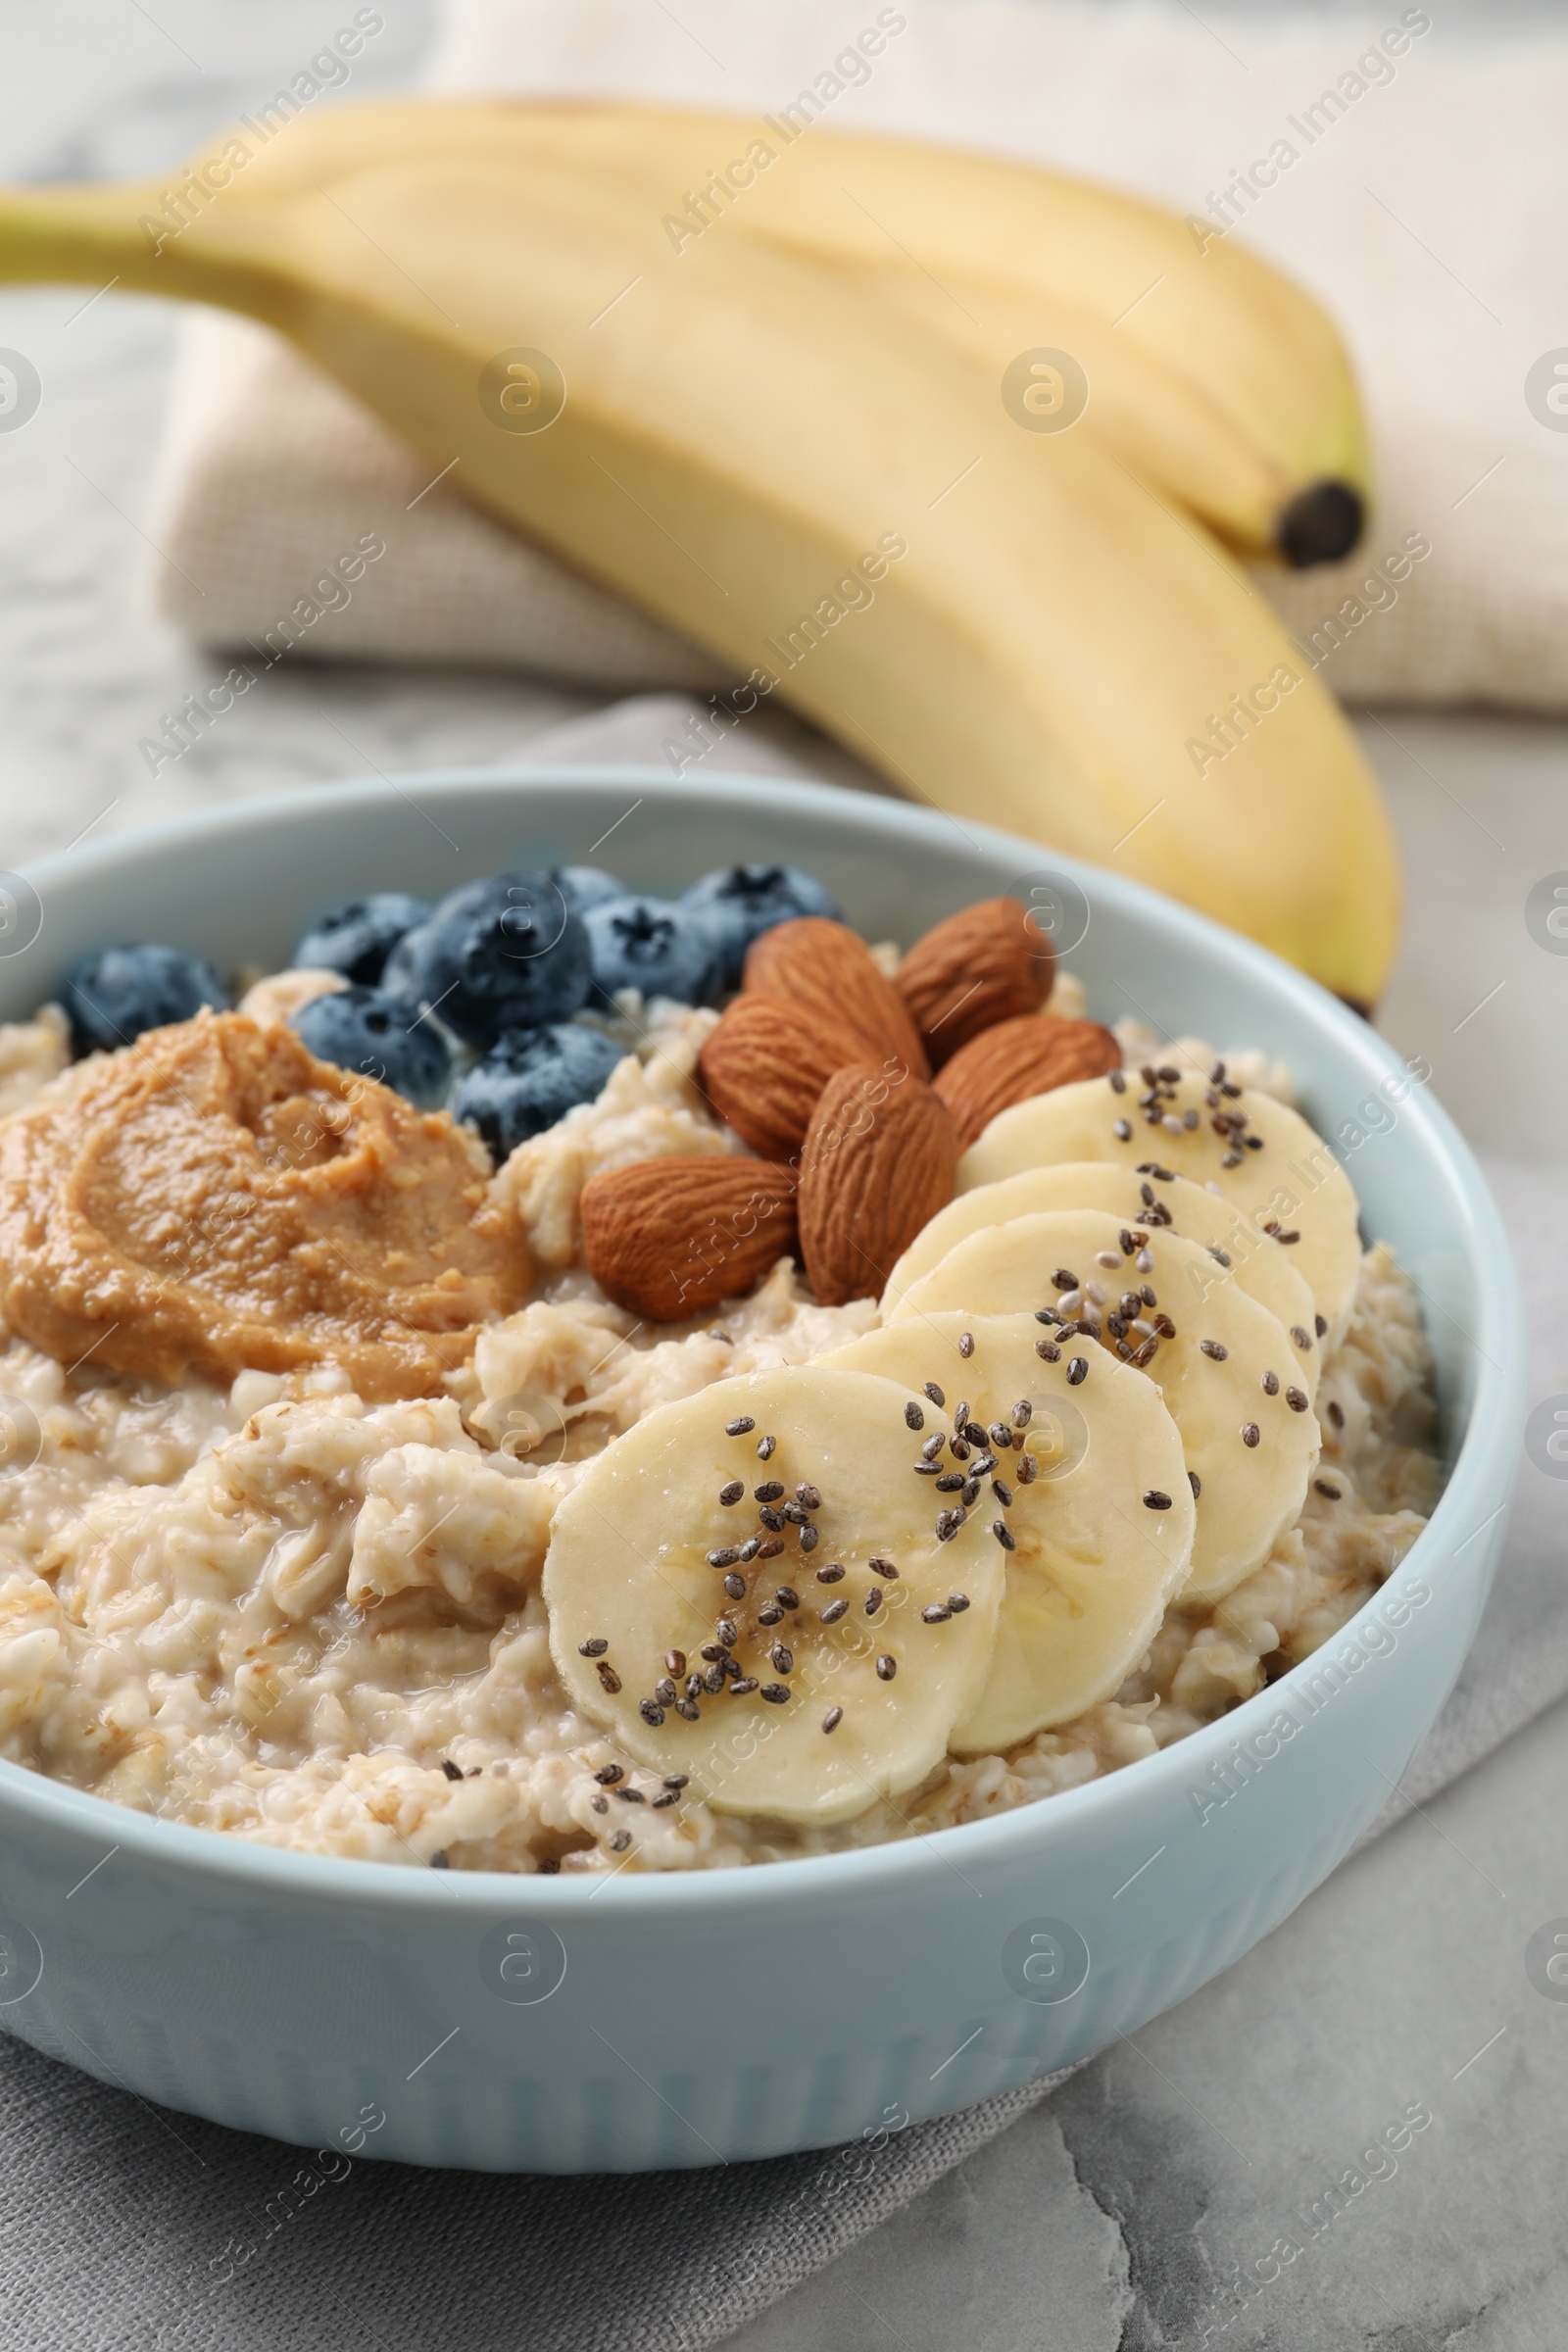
left=698, top=996, right=848, bottom=1161
left=581, top=1157, right=799, bottom=1324
left=935, top=1015, right=1122, bottom=1152
left=743, top=918, right=929, bottom=1080
left=798, top=1063, right=959, bottom=1307
left=894, top=896, right=1054, bottom=1066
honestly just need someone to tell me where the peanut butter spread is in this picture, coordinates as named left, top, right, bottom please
left=0, top=1012, right=528, bottom=1398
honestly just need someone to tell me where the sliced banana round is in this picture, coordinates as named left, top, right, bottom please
left=822, top=1312, right=1194, bottom=1754
left=894, top=1208, right=1319, bottom=1607
left=884, top=1160, right=1320, bottom=1396
left=958, top=1066, right=1361, bottom=1350
left=543, top=1365, right=1004, bottom=1826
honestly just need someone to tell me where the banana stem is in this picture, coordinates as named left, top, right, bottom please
left=0, top=179, right=274, bottom=316
left=0, top=181, right=172, bottom=288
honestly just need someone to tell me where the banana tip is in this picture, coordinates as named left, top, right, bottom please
left=1276, top=481, right=1364, bottom=569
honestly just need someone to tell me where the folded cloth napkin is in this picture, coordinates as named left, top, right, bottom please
left=1, top=703, right=1560, bottom=2352
left=145, top=0, right=1568, bottom=708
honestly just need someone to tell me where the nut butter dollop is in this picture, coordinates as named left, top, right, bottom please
left=0, top=1012, right=529, bottom=1399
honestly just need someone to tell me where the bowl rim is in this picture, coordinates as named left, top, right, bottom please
left=0, top=765, right=1527, bottom=1921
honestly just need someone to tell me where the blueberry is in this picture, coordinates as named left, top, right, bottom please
left=289, top=985, right=452, bottom=1108
left=64, top=942, right=230, bottom=1054
left=585, top=894, right=717, bottom=1007
left=454, top=1023, right=625, bottom=1160
left=543, top=864, right=626, bottom=914
left=679, top=863, right=841, bottom=988
left=382, top=873, right=592, bottom=1049
left=294, top=893, right=432, bottom=987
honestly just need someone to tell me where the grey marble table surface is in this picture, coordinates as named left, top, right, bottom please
left=3, top=7, right=1568, bottom=2349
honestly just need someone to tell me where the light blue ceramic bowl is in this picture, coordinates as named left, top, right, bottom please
left=0, top=770, right=1524, bottom=2173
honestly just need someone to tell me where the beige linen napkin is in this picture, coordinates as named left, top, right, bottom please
left=144, top=0, right=1567, bottom=710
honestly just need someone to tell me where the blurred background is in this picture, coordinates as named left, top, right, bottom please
left=4, top=6, right=1568, bottom=2347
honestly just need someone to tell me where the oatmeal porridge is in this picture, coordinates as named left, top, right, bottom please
left=0, top=876, right=1443, bottom=1874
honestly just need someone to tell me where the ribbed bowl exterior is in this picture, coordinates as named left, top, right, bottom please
left=0, top=773, right=1525, bottom=2172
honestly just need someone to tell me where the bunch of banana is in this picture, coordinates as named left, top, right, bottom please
left=0, top=101, right=1399, bottom=1000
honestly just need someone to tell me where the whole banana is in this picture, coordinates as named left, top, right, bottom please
left=0, top=113, right=1398, bottom=999
left=498, top=100, right=1372, bottom=568
left=97, top=98, right=1369, bottom=565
